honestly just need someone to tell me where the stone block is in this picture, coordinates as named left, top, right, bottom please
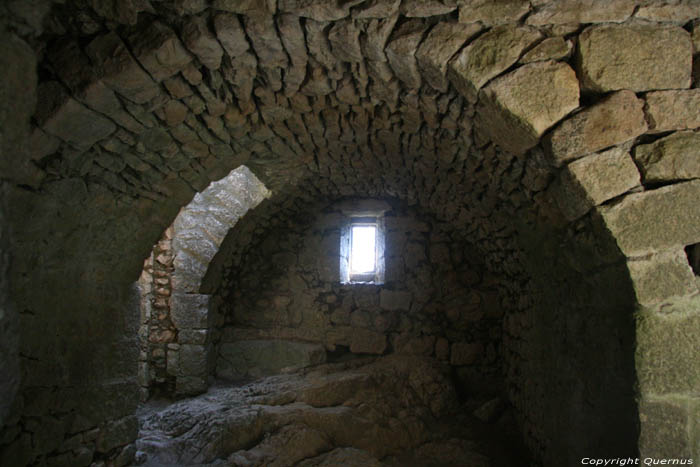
left=400, top=0, right=456, bottom=17
left=450, top=342, right=482, bottom=366
left=214, top=13, right=249, bottom=58
left=448, top=25, right=542, bottom=103
left=392, top=333, right=435, bottom=356
left=645, top=90, right=700, bottom=133
left=328, top=19, right=363, bottom=63
left=166, top=349, right=179, bottom=376
left=350, top=329, right=387, bottom=354
left=361, top=15, right=398, bottom=62
left=243, top=12, right=288, bottom=69
left=627, top=250, right=697, bottom=307
left=278, top=0, right=348, bottom=20
left=380, top=289, right=411, bottom=310
left=552, top=146, right=640, bottom=220
left=96, top=416, right=138, bottom=453
left=526, top=0, right=634, bottom=25
left=179, top=344, right=209, bottom=377
left=85, top=32, right=160, bottom=104
left=475, top=61, right=579, bottom=155
left=182, top=15, right=224, bottom=70
left=386, top=20, right=428, bottom=90
left=598, top=180, right=700, bottom=256
left=519, top=37, right=572, bottom=64
left=178, top=329, right=209, bottom=344
left=416, top=22, right=482, bottom=93
left=170, top=293, right=210, bottom=329
left=35, top=82, right=116, bottom=149
left=353, top=0, right=401, bottom=19
left=127, top=21, right=193, bottom=81
left=634, top=131, right=700, bottom=183
left=636, top=308, right=700, bottom=396
left=458, top=0, right=530, bottom=25
left=171, top=252, right=208, bottom=293
left=635, top=2, right=700, bottom=24
left=545, top=91, right=647, bottom=165
left=175, top=376, right=208, bottom=396
left=577, top=23, right=692, bottom=92
left=217, top=340, right=326, bottom=378
left=639, top=398, right=693, bottom=459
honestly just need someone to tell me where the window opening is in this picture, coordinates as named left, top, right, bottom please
left=340, top=214, right=385, bottom=285
left=350, top=223, right=377, bottom=274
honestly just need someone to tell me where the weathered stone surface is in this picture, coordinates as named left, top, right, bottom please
left=577, top=24, right=692, bottom=93
left=128, top=21, right=193, bottom=81
left=526, top=0, right=635, bottom=25
left=552, top=146, right=640, bottom=221
left=35, top=82, right=116, bottom=149
left=243, top=13, right=289, bottom=69
left=644, top=90, right=700, bottom=133
left=178, top=329, right=208, bottom=345
left=212, top=0, right=276, bottom=14
left=176, top=376, right=208, bottom=396
left=635, top=1, right=700, bottom=23
left=214, top=13, right=249, bottom=59
left=361, top=15, right=399, bottom=62
left=350, top=328, right=387, bottom=354
left=400, top=0, right=457, bottom=17
left=416, top=22, right=482, bottom=93
left=162, top=100, right=188, bottom=126
left=170, top=293, right=210, bottom=329
left=598, top=180, right=700, bottom=256
left=448, top=25, right=542, bottom=103
left=182, top=15, right=224, bottom=70
left=634, top=131, right=700, bottom=183
left=519, top=37, right=572, bottom=64
left=139, top=356, right=458, bottom=464
left=226, top=52, right=257, bottom=103
left=385, top=20, right=429, bottom=89
left=458, top=0, right=530, bottom=25
left=379, top=289, right=411, bottom=310
left=328, top=19, right=363, bottom=63
left=353, top=0, right=401, bottom=19
left=86, top=32, right=160, bottom=104
left=545, top=91, right=647, bottom=165
left=277, top=14, right=308, bottom=95
left=96, top=416, right=138, bottom=453
left=637, top=308, right=700, bottom=398
left=298, top=447, right=382, bottom=466
left=279, top=0, right=350, bottom=20
left=218, top=340, right=326, bottom=378
left=639, top=399, right=693, bottom=459
left=450, top=342, right=482, bottom=365
left=627, top=250, right=697, bottom=307
left=179, top=344, right=209, bottom=376
left=476, top=61, right=579, bottom=155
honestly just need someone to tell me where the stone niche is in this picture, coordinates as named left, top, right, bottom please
left=209, top=199, right=505, bottom=396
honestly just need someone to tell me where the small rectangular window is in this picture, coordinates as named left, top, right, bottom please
left=350, top=224, right=377, bottom=274
left=340, top=216, right=385, bottom=284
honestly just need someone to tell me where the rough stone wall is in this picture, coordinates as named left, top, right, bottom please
left=1, top=0, right=699, bottom=465
left=210, top=200, right=505, bottom=395
left=138, top=227, right=177, bottom=400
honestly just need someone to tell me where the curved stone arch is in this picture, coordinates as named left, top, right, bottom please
left=139, top=165, right=269, bottom=397
left=0, top=1, right=699, bottom=465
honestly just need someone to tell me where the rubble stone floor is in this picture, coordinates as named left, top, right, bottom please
left=135, top=356, right=528, bottom=466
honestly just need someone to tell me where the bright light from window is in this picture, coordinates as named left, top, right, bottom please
left=350, top=225, right=376, bottom=274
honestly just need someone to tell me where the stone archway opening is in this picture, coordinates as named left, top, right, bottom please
left=137, top=165, right=269, bottom=400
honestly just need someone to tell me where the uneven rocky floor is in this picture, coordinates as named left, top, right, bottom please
left=135, top=355, right=528, bottom=466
